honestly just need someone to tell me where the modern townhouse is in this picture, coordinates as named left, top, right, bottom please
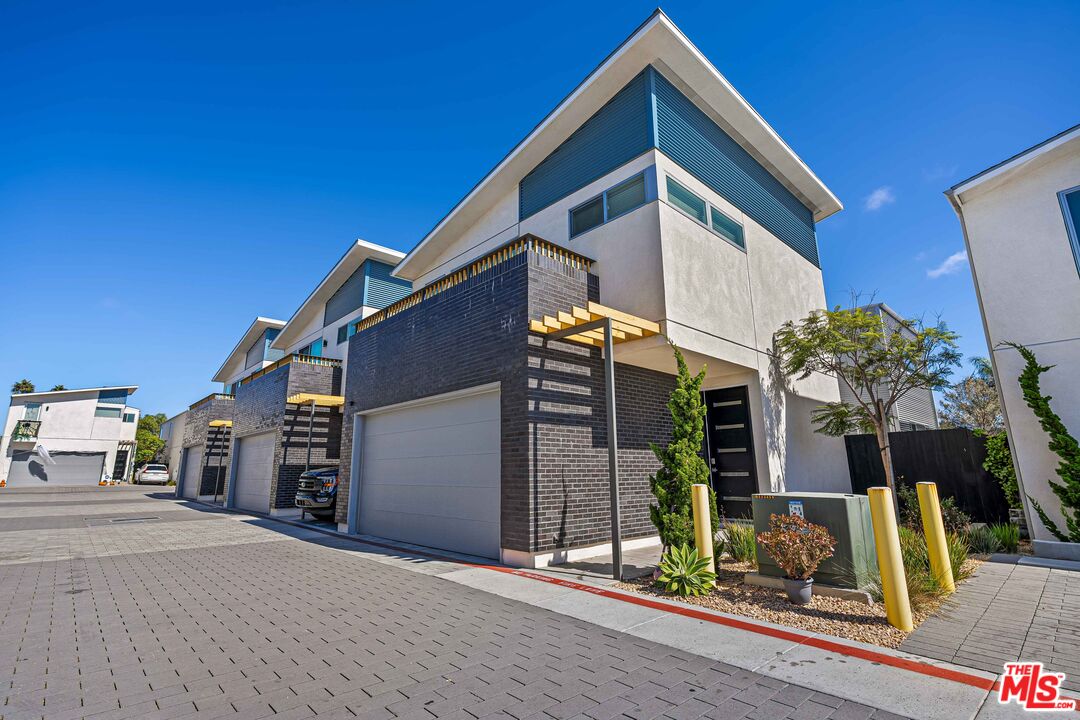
left=837, top=303, right=939, bottom=432
left=947, top=124, right=1080, bottom=558
left=332, top=11, right=849, bottom=568
left=175, top=317, right=286, bottom=501
left=0, top=386, right=139, bottom=486
left=221, top=240, right=410, bottom=515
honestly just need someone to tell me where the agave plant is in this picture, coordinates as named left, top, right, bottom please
left=656, top=544, right=717, bottom=597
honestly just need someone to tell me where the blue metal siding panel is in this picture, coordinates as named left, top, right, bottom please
left=519, top=71, right=652, bottom=220
left=323, top=266, right=367, bottom=327
left=652, top=69, right=819, bottom=265
left=362, top=260, right=412, bottom=309
left=97, top=389, right=128, bottom=405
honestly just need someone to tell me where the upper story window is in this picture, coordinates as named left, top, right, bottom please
left=1060, top=186, right=1080, bottom=277
left=297, top=339, right=323, bottom=357
left=97, top=389, right=128, bottom=405
left=569, top=172, right=651, bottom=238
left=95, top=406, right=122, bottom=419
left=23, top=403, right=41, bottom=421
left=666, top=176, right=746, bottom=250
left=337, top=322, right=358, bottom=345
left=123, top=413, right=136, bottom=423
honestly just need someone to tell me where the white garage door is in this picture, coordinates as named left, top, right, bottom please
left=181, top=445, right=204, bottom=499
left=359, top=388, right=500, bottom=559
left=233, top=431, right=275, bottom=514
left=7, top=451, right=105, bottom=487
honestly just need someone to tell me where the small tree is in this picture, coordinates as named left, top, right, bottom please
left=981, top=431, right=1019, bottom=508
left=49, top=385, right=67, bottom=392
left=774, top=305, right=961, bottom=496
left=649, top=344, right=720, bottom=552
left=939, top=356, right=1003, bottom=433
left=134, top=413, right=168, bottom=468
left=11, top=379, right=35, bottom=394
left=1005, top=342, right=1080, bottom=542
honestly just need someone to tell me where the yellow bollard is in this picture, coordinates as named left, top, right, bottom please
left=691, top=484, right=715, bottom=574
left=868, top=487, right=913, bottom=631
left=917, top=482, right=955, bottom=593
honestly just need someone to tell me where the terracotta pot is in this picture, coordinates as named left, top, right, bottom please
left=783, top=577, right=814, bottom=605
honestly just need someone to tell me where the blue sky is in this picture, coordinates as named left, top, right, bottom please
left=2, top=0, right=1077, bottom=417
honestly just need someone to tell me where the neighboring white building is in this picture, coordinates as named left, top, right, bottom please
left=947, top=124, right=1080, bottom=556
left=837, top=303, right=939, bottom=432
left=159, top=410, right=188, bottom=482
left=0, top=386, right=140, bottom=486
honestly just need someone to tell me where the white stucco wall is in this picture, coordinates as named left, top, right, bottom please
left=160, top=410, right=188, bottom=480
left=955, top=136, right=1080, bottom=541
left=1, top=390, right=139, bottom=483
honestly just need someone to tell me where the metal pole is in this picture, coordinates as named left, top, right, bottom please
left=604, top=317, right=623, bottom=581
left=305, top=401, right=316, bottom=472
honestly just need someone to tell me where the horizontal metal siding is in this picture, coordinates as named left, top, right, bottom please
left=519, top=70, right=652, bottom=220
left=323, top=266, right=366, bottom=327
left=652, top=69, right=819, bottom=266
left=363, top=260, right=412, bottom=309
left=895, top=387, right=939, bottom=429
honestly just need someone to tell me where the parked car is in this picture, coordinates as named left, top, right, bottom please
left=134, top=463, right=170, bottom=485
left=294, top=467, right=338, bottom=519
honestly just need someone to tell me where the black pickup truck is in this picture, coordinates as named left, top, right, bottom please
left=294, top=467, right=338, bottom=519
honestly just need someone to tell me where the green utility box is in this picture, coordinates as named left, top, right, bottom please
left=751, top=492, right=878, bottom=589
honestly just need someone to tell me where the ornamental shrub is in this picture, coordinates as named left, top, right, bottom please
left=649, top=344, right=719, bottom=551
left=755, top=514, right=836, bottom=581
left=656, top=544, right=717, bottom=597
left=981, top=431, right=1020, bottom=508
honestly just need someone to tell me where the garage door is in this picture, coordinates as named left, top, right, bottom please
left=233, top=431, right=275, bottom=514
left=359, top=388, right=500, bottom=558
left=181, top=445, right=204, bottom=499
left=7, top=451, right=105, bottom=487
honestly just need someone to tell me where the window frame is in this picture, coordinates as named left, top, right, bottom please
left=568, top=171, right=651, bottom=239
left=123, top=413, right=136, bottom=423
left=23, top=402, right=41, bottom=421
left=95, top=406, right=123, bottom=419
left=1058, top=185, right=1080, bottom=279
left=664, top=174, right=747, bottom=253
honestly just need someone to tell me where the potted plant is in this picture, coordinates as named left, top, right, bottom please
left=756, top=514, right=836, bottom=605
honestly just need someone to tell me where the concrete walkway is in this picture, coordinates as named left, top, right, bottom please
left=0, top=487, right=910, bottom=720
left=901, top=559, right=1080, bottom=691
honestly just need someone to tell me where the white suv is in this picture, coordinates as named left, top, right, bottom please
left=135, top=464, right=170, bottom=485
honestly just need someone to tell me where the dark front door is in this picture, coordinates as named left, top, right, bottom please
left=112, top=449, right=129, bottom=482
left=703, top=386, right=758, bottom=520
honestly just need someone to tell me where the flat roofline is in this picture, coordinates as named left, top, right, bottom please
left=9, top=385, right=138, bottom=400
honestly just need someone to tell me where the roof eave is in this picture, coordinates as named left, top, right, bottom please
left=211, top=317, right=288, bottom=383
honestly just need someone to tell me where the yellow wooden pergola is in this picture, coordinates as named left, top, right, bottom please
left=208, top=419, right=233, bottom=428
left=287, top=393, right=345, bottom=472
left=530, top=301, right=661, bottom=580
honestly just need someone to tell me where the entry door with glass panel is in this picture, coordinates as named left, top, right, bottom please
left=703, top=386, right=758, bottom=520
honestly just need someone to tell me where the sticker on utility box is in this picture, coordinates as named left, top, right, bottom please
left=788, top=500, right=804, bottom=518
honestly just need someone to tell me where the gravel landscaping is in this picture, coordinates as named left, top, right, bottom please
left=615, top=559, right=982, bottom=648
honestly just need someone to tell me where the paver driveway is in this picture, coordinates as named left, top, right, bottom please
left=0, top=487, right=905, bottom=720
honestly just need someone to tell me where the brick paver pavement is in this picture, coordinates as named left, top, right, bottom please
left=901, top=559, right=1080, bottom=690
left=0, top=488, right=908, bottom=719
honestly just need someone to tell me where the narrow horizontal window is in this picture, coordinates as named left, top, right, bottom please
left=710, top=207, right=745, bottom=248
left=95, top=406, right=122, bottom=419
left=666, top=177, right=707, bottom=223
left=570, top=196, right=604, bottom=237
left=605, top=174, right=646, bottom=220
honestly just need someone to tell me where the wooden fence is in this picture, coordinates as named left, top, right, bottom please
left=845, top=427, right=1010, bottom=524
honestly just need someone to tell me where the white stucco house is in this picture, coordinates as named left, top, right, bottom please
left=0, top=386, right=140, bottom=486
left=947, top=123, right=1080, bottom=558
left=159, top=410, right=187, bottom=482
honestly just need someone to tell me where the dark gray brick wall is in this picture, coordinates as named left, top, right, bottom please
left=183, top=396, right=234, bottom=496
left=339, top=250, right=674, bottom=556
left=228, top=360, right=343, bottom=510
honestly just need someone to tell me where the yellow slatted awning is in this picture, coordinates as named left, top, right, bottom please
left=287, top=393, right=345, bottom=407
left=529, top=301, right=660, bottom=347
left=208, top=420, right=233, bottom=428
